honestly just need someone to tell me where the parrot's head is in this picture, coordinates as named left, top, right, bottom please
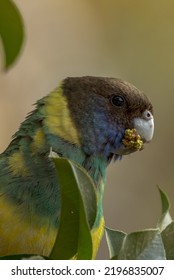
left=54, top=76, right=154, bottom=160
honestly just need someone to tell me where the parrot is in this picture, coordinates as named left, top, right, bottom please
left=0, top=76, right=154, bottom=259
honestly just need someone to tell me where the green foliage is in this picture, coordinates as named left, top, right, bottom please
left=105, top=228, right=165, bottom=260
left=50, top=156, right=97, bottom=260
left=0, top=0, right=24, bottom=69
left=157, top=186, right=172, bottom=231
left=105, top=187, right=174, bottom=260
left=162, top=222, right=174, bottom=259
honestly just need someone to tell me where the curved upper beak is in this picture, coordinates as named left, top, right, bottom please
left=133, top=109, right=154, bottom=143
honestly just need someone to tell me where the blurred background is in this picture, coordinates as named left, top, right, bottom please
left=0, top=0, right=174, bottom=259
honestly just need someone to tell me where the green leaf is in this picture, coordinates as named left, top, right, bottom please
left=105, top=227, right=126, bottom=259
left=119, top=229, right=166, bottom=260
left=49, top=156, right=97, bottom=260
left=0, top=0, right=24, bottom=69
left=106, top=229, right=166, bottom=260
left=157, top=186, right=172, bottom=231
left=162, top=221, right=174, bottom=259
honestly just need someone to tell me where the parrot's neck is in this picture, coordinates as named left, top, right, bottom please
left=44, top=132, right=108, bottom=187
left=38, top=85, right=110, bottom=186
left=3, top=85, right=113, bottom=188
left=3, top=126, right=108, bottom=190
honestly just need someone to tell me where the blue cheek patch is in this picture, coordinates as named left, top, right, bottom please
left=81, top=108, right=125, bottom=158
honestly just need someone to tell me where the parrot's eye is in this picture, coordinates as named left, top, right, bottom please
left=111, top=95, right=125, bottom=107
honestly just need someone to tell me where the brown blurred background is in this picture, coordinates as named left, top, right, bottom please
left=0, top=0, right=174, bottom=259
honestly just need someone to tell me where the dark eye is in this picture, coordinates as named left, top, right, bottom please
left=111, top=95, right=125, bottom=107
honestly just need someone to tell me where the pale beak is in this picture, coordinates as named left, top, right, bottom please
left=133, top=109, right=154, bottom=142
